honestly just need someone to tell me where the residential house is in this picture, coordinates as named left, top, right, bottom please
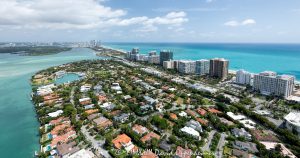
left=112, top=134, right=138, bottom=153
left=67, top=149, right=95, bottom=158
left=80, top=84, right=92, bottom=93
left=79, top=97, right=91, bottom=105
left=196, top=118, right=208, bottom=126
left=144, top=96, right=158, bottom=105
left=48, top=110, right=63, bottom=118
left=180, top=126, right=201, bottom=139
left=56, top=141, right=80, bottom=157
left=141, top=150, right=158, bottom=158
left=179, top=111, right=187, bottom=117
left=114, top=113, right=130, bottom=123
left=231, top=128, right=252, bottom=140
left=85, top=109, right=99, bottom=115
left=232, top=149, right=256, bottom=158
left=208, top=108, right=222, bottom=115
left=175, top=146, right=192, bottom=158
left=159, top=141, right=172, bottom=152
left=100, top=102, right=115, bottom=111
left=87, top=113, right=101, bottom=121
left=132, top=124, right=149, bottom=135
left=185, top=109, right=197, bottom=117
left=140, top=104, right=154, bottom=113
left=84, top=104, right=95, bottom=110
left=232, top=140, right=258, bottom=153
left=169, top=113, right=178, bottom=120
left=93, top=117, right=112, bottom=129
left=186, top=120, right=203, bottom=133
left=141, top=132, right=161, bottom=143
left=196, top=108, right=207, bottom=116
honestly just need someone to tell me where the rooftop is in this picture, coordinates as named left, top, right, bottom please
left=284, top=112, right=300, bottom=126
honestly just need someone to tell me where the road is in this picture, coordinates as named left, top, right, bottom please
left=81, top=125, right=112, bottom=158
left=202, top=130, right=216, bottom=152
left=215, top=133, right=227, bottom=158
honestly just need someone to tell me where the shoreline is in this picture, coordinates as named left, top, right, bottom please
left=103, top=45, right=300, bottom=83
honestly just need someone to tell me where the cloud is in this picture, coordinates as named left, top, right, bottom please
left=0, top=0, right=188, bottom=31
left=224, top=19, right=256, bottom=27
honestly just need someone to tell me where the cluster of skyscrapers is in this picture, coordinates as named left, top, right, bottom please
left=126, top=48, right=229, bottom=80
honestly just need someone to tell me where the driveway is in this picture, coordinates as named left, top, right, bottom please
left=202, top=130, right=216, bottom=152
left=215, top=133, right=227, bottom=158
left=81, top=125, right=112, bottom=158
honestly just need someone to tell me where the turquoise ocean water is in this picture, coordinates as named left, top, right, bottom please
left=0, top=48, right=99, bottom=158
left=0, top=43, right=300, bottom=157
left=106, top=43, right=300, bottom=80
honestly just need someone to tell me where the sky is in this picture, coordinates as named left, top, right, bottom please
left=0, top=0, right=300, bottom=43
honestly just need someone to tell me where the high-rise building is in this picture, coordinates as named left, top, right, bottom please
left=178, top=60, right=196, bottom=74
left=209, top=58, right=229, bottom=80
left=149, top=51, right=157, bottom=56
left=236, top=69, right=252, bottom=85
left=163, top=60, right=174, bottom=69
left=195, top=59, right=209, bottom=75
left=148, top=55, right=160, bottom=64
left=160, top=50, right=173, bottom=65
left=173, top=60, right=179, bottom=70
left=127, top=48, right=139, bottom=61
left=253, top=71, right=295, bottom=98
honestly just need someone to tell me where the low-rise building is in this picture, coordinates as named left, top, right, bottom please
left=175, top=146, right=192, bottom=158
left=284, top=112, right=300, bottom=137
left=132, top=124, right=149, bottom=135
left=141, top=132, right=160, bottom=143
left=93, top=116, right=112, bottom=129
left=180, top=126, right=201, bottom=139
left=112, top=134, right=138, bottom=153
left=232, top=140, right=258, bottom=153
left=186, top=120, right=202, bottom=133
left=231, top=128, right=252, bottom=140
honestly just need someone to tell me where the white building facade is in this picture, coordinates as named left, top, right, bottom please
left=195, top=59, right=209, bottom=75
left=236, top=69, right=252, bottom=85
left=178, top=60, right=196, bottom=74
left=253, top=71, right=295, bottom=98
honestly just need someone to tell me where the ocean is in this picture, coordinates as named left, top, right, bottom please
left=106, top=43, right=300, bottom=80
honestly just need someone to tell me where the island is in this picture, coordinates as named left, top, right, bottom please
left=0, top=46, right=72, bottom=56
left=31, top=48, right=300, bottom=158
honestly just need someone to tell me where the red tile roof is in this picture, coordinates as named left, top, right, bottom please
left=112, top=134, right=132, bottom=149
left=141, top=132, right=160, bottom=143
left=175, top=146, right=192, bottom=158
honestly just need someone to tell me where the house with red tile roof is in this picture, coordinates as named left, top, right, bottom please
left=132, top=124, right=149, bottom=135
left=141, top=132, right=160, bottom=143
left=208, top=108, right=222, bottom=114
left=51, top=130, right=77, bottom=148
left=112, top=134, right=138, bottom=153
left=175, top=146, right=192, bottom=158
left=185, top=109, right=197, bottom=117
left=196, top=108, right=207, bottom=116
left=49, top=117, right=70, bottom=126
left=79, top=97, right=91, bottom=105
left=169, top=113, right=178, bottom=120
left=141, top=150, right=158, bottom=158
left=196, top=118, right=208, bottom=126
left=43, top=93, right=60, bottom=104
